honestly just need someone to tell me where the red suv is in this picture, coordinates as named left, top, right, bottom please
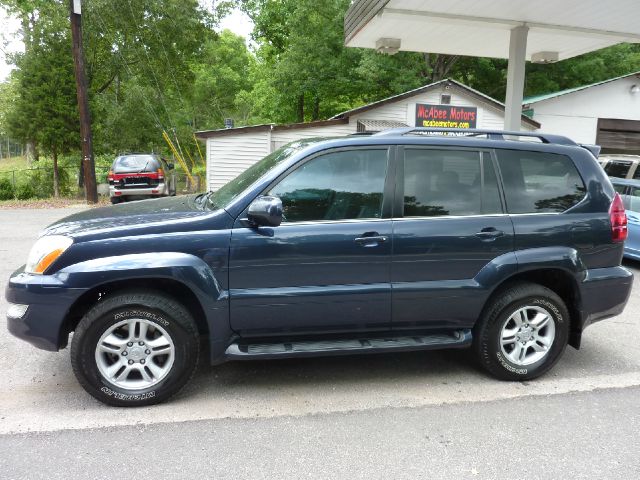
left=108, top=154, right=176, bottom=204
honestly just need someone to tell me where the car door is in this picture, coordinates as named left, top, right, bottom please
left=229, top=147, right=394, bottom=336
left=391, top=147, right=514, bottom=330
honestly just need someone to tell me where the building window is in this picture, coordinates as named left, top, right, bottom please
left=440, top=94, right=451, bottom=105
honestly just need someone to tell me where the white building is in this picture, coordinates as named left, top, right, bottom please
left=523, top=71, right=640, bottom=154
left=196, top=79, right=539, bottom=191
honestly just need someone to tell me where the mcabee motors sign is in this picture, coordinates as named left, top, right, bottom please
left=415, top=103, right=477, bottom=129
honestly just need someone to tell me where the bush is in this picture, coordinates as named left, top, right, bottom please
left=15, top=181, right=36, bottom=200
left=0, top=177, right=15, bottom=200
left=28, top=168, right=54, bottom=198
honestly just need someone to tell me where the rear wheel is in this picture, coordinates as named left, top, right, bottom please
left=110, top=197, right=121, bottom=204
left=71, top=290, right=199, bottom=406
left=474, top=282, right=569, bottom=381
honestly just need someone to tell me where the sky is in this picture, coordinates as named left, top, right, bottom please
left=0, top=5, right=254, bottom=82
left=0, top=6, right=24, bottom=81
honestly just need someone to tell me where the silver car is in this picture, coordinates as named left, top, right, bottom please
left=108, top=154, right=177, bottom=204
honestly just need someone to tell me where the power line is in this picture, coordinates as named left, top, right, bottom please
left=146, top=3, right=189, bottom=112
left=124, top=0, right=177, bottom=131
left=88, top=5, right=166, bottom=131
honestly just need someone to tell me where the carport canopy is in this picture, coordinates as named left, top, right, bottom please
left=345, top=0, right=640, bottom=131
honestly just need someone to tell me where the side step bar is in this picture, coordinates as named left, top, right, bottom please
left=225, top=329, right=472, bottom=360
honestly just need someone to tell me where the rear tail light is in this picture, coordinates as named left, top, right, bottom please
left=609, top=193, right=628, bottom=243
left=107, top=170, right=114, bottom=182
left=157, top=168, right=164, bottom=179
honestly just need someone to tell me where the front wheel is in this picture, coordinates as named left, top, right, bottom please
left=474, top=282, right=569, bottom=381
left=71, top=290, right=199, bottom=406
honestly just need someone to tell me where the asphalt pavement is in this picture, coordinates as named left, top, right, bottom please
left=1, top=207, right=639, bottom=479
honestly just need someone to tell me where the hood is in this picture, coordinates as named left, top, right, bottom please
left=43, top=194, right=211, bottom=238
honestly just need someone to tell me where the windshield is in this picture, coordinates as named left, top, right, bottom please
left=113, top=155, right=160, bottom=173
left=208, top=142, right=305, bottom=209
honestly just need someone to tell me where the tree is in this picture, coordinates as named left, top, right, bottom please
left=7, top=12, right=79, bottom=196
left=190, top=30, right=254, bottom=130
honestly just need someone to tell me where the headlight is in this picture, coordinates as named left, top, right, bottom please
left=25, top=235, right=73, bottom=274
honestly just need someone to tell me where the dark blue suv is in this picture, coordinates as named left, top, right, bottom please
left=6, top=128, right=633, bottom=406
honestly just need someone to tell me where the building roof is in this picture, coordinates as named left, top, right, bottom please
left=523, top=71, right=640, bottom=105
left=331, top=78, right=540, bottom=128
left=195, top=118, right=348, bottom=139
left=195, top=78, right=539, bottom=139
left=345, top=0, right=640, bottom=61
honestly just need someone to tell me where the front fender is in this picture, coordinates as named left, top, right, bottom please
left=59, top=252, right=225, bottom=300
left=59, top=252, right=231, bottom=360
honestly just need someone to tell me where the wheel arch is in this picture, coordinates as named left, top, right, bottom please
left=481, top=267, right=583, bottom=349
left=60, top=277, right=209, bottom=349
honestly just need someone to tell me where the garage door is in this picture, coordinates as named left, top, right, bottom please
left=596, top=118, right=640, bottom=153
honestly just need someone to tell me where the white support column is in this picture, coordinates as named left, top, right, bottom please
left=504, top=25, right=529, bottom=131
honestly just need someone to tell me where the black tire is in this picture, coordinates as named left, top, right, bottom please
left=110, top=197, right=121, bottom=204
left=473, top=282, right=569, bottom=381
left=71, top=290, right=199, bottom=407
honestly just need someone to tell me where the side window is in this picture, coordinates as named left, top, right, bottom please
left=627, top=196, right=640, bottom=213
left=268, top=149, right=388, bottom=222
left=496, top=150, right=586, bottom=214
left=613, top=184, right=627, bottom=194
left=604, top=161, right=632, bottom=179
left=402, top=149, right=501, bottom=217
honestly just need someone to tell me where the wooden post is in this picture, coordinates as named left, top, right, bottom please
left=69, top=0, right=98, bottom=203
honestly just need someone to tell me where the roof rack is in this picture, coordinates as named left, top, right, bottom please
left=373, top=127, right=577, bottom=146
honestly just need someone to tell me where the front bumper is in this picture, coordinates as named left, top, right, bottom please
left=5, top=267, right=87, bottom=351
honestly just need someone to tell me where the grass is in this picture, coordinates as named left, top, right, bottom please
left=0, top=197, right=110, bottom=209
left=0, top=156, right=30, bottom=173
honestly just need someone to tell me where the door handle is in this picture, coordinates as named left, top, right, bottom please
left=354, top=234, right=388, bottom=247
left=475, top=228, right=504, bottom=241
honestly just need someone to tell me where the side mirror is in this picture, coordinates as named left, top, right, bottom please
left=247, top=195, right=283, bottom=227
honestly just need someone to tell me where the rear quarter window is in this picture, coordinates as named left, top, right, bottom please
left=496, top=150, right=586, bottom=214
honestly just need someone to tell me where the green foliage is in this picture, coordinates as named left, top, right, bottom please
left=0, top=177, right=15, bottom=200
left=1, top=0, right=640, bottom=200
left=15, top=179, right=35, bottom=200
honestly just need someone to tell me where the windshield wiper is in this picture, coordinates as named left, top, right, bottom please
left=137, top=159, right=150, bottom=173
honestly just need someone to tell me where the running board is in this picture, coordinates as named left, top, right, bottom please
left=225, top=330, right=472, bottom=360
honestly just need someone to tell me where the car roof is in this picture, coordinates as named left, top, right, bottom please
left=600, top=155, right=640, bottom=161
left=609, top=177, right=640, bottom=187
left=293, top=129, right=591, bottom=159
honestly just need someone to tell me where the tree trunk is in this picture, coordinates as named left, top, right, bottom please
left=25, top=140, right=38, bottom=165
left=52, top=146, right=60, bottom=198
left=78, top=158, right=84, bottom=188
left=311, top=96, right=320, bottom=121
left=296, top=95, right=304, bottom=123
left=421, top=54, right=461, bottom=83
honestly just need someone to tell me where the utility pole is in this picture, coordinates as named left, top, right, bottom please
left=69, top=0, right=97, bottom=203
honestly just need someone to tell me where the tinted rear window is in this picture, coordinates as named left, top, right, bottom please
left=496, top=150, right=586, bottom=214
left=113, top=156, right=160, bottom=173
left=604, top=161, right=632, bottom=178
